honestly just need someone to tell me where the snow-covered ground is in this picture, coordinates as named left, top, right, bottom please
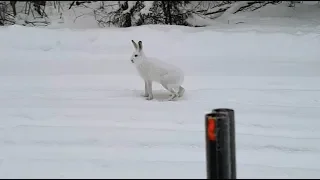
left=0, top=2, right=320, bottom=179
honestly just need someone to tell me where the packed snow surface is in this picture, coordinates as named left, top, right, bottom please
left=0, top=2, right=320, bottom=179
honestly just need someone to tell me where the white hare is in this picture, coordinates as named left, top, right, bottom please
left=130, top=40, right=185, bottom=101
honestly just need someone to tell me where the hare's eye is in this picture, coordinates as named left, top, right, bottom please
left=134, top=54, right=138, bottom=57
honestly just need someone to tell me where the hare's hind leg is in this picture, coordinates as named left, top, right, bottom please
left=165, top=84, right=180, bottom=101
left=160, top=74, right=182, bottom=101
left=178, top=86, right=185, bottom=97
left=161, top=82, right=175, bottom=100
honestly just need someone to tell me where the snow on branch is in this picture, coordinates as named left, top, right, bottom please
left=190, top=1, right=281, bottom=20
left=217, top=1, right=251, bottom=20
left=140, top=1, right=153, bottom=15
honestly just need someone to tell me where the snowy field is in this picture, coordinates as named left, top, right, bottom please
left=1, top=2, right=320, bottom=179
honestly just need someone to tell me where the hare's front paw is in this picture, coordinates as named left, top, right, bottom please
left=146, top=95, right=153, bottom=100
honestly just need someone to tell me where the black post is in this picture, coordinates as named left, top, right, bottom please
left=205, top=108, right=237, bottom=179
left=213, top=109, right=236, bottom=179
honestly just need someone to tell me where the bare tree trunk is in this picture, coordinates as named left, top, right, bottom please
left=0, top=2, right=6, bottom=26
left=33, top=1, right=46, bottom=16
left=161, top=1, right=168, bottom=24
left=167, top=1, right=172, bottom=25
left=10, top=1, right=17, bottom=16
left=69, top=1, right=75, bottom=9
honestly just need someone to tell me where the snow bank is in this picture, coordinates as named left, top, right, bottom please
left=0, top=24, right=319, bottom=78
left=1, top=24, right=319, bottom=60
left=187, top=2, right=320, bottom=29
left=7, top=1, right=320, bottom=30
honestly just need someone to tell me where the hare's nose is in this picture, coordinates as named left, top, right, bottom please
left=131, top=59, right=134, bottom=63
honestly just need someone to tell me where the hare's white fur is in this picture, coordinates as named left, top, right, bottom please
left=130, top=40, right=185, bottom=101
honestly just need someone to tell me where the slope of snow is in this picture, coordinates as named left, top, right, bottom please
left=0, top=22, right=320, bottom=178
left=188, top=2, right=320, bottom=32
left=13, top=1, right=318, bottom=31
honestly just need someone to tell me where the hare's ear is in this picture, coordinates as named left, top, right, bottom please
left=131, top=40, right=138, bottom=50
left=138, top=41, right=143, bottom=51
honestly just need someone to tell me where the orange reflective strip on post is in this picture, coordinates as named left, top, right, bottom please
left=207, top=116, right=216, bottom=141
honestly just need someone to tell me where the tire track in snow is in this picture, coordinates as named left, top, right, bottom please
left=1, top=124, right=320, bottom=155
